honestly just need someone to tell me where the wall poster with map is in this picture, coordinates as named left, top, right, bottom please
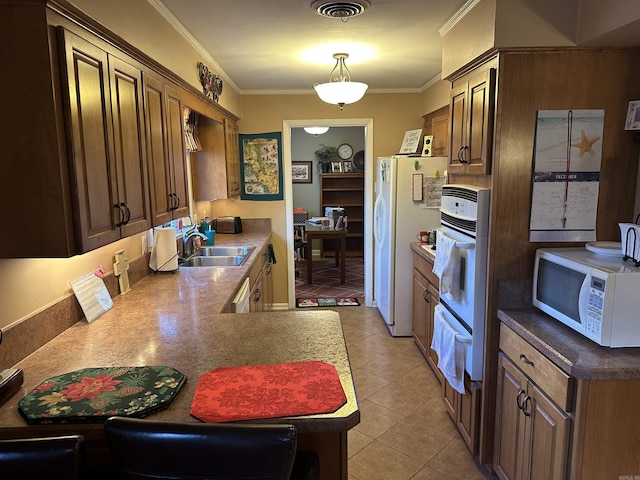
left=239, top=132, right=284, bottom=201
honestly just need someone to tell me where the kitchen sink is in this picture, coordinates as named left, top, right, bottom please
left=197, top=246, right=254, bottom=257
left=181, top=255, right=247, bottom=267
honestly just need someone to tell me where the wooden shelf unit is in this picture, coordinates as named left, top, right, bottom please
left=320, top=174, right=364, bottom=257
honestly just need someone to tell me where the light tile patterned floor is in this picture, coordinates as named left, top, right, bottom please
left=331, top=305, right=496, bottom=480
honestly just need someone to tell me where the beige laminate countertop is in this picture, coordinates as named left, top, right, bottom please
left=0, top=225, right=359, bottom=437
left=410, top=242, right=436, bottom=262
left=498, top=309, right=640, bottom=381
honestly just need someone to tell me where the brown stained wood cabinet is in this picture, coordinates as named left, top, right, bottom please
left=494, top=324, right=571, bottom=480
left=319, top=174, right=364, bottom=256
left=224, top=118, right=241, bottom=198
left=58, top=28, right=150, bottom=251
left=144, top=72, right=189, bottom=225
left=411, top=251, right=441, bottom=381
left=191, top=116, right=241, bottom=201
left=412, top=250, right=480, bottom=454
left=249, top=244, right=273, bottom=313
left=422, top=106, right=449, bottom=158
left=448, top=68, right=495, bottom=176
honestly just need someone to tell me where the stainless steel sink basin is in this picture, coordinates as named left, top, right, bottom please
left=181, top=256, right=247, bottom=267
left=197, top=246, right=254, bottom=257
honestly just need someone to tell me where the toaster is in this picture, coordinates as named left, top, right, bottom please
left=214, top=216, right=243, bottom=234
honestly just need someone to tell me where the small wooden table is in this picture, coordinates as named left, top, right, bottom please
left=305, top=225, right=347, bottom=284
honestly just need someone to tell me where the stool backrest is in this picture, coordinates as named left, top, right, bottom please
left=0, top=435, right=85, bottom=480
left=104, top=416, right=297, bottom=479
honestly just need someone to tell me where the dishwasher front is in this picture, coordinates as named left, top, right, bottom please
left=231, top=277, right=251, bottom=313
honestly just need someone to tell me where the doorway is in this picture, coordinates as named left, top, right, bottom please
left=282, top=118, right=374, bottom=309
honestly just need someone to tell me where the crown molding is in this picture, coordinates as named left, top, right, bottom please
left=439, top=0, right=482, bottom=37
left=146, top=0, right=240, bottom=92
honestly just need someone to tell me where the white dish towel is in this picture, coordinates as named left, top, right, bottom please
left=431, top=304, right=466, bottom=394
left=432, top=229, right=460, bottom=300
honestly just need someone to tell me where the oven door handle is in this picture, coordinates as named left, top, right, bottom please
left=454, top=241, right=475, bottom=249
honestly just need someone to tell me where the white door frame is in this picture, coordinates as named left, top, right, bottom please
left=282, top=118, right=374, bottom=309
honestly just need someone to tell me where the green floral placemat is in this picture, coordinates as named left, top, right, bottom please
left=18, top=366, right=187, bottom=425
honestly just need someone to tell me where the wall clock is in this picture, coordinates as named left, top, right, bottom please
left=337, top=143, right=353, bottom=160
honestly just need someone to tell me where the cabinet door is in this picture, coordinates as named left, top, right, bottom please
left=143, top=73, right=173, bottom=226
left=431, top=111, right=449, bottom=157
left=263, top=261, right=273, bottom=312
left=250, top=271, right=264, bottom=313
left=524, top=383, right=570, bottom=480
left=426, top=282, right=442, bottom=382
left=412, top=268, right=429, bottom=356
left=458, top=378, right=480, bottom=455
left=109, top=55, right=150, bottom=237
left=442, top=377, right=458, bottom=421
left=59, top=29, right=120, bottom=251
left=165, top=84, right=189, bottom=219
left=494, top=353, right=528, bottom=480
left=224, top=118, right=241, bottom=197
left=465, top=69, right=495, bottom=175
left=448, top=82, right=467, bottom=174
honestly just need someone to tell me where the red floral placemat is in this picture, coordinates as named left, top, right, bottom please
left=18, top=366, right=187, bottom=425
left=190, top=360, right=347, bottom=423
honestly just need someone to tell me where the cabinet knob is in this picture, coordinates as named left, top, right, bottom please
left=519, top=354, right=534, bottom=367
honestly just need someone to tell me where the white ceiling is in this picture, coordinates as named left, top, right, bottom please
left=155, top=0, right=467, bottom=94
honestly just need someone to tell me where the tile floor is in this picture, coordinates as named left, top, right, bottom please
left=334, top=304, right=495, bottom=480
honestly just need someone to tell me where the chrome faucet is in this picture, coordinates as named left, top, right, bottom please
left=183, top=230, right=208, bottom=257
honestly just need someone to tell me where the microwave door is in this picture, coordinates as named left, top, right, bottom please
left=578, top=274, right=591, bottom=327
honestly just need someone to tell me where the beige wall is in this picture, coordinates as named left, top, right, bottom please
left=200, top=92, right=424, bottom=306
left=420, top=80, right=450, bottom=115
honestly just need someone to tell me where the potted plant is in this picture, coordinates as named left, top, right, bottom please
left=314, top=144, right=338, bottom=173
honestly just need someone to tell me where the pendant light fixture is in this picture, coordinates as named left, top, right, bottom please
left=314, top=53, right=368, bottom=110
left=304, top=126, right=330, bottom=135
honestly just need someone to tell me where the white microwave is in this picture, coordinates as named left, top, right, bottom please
left=533, top=247, right=640, bottom=347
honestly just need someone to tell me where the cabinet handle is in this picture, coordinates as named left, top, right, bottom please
left=522, top=395, right=531, bottom=417
left=516, top=389, right=526, bottom=411
left=458, top=145, right=469, bottom=164
left=114, top=204, right=126, bottom=227
left=254, top=289, right=261, bottom=301
left=519, top=354, right=534, bottom=367
left=121, top=203, right=131, bottom=225
left=423, top=290, right=429, bottom=302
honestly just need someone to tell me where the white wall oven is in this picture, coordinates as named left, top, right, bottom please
left=436, top=185, right=490, bottom=381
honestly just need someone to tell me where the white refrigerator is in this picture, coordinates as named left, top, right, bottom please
left=374, top=155, right=448, bottom=336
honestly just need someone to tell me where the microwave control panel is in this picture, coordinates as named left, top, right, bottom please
left=586, top=277, right=605, bottom=337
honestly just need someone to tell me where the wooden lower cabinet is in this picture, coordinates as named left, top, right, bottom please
left=495, top=324, right=572, bottom=480
left=494, top=353, right=570, bottom=480
left=412, top=249, right=479, bottom=454
left=249, top=244, right=273, bottom=313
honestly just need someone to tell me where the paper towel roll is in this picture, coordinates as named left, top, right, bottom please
left=149, top=227, right=178, bottom=272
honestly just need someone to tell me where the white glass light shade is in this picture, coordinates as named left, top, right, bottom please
left=304, top=126, right=330, bottom=135
left=314, top=81, right=368, bottom=107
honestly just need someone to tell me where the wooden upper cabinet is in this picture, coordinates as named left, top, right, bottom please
left=108, top=55, right=150, bottom=239
left=224, top=118, right=241, bottom=198
left=59, top=29, right=151, bottom=251
left=448, top=68, right=495, bottom=175
left=143, top=73, right=188, bottom=225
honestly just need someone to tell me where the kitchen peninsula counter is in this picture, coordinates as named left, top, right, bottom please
left=0, top=223, right=359, bottom=479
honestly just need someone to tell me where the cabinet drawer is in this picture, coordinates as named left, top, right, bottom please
left=413, top=251, right=439, bottom=288
left=500, top=323, right=572, bottom=411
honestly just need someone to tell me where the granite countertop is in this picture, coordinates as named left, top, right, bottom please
left=0, top=221, right=359, bottom=436
left=498, top=309, right=640, bottom=381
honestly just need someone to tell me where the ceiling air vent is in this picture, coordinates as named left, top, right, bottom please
left=311, top=0, right=371, bottom=20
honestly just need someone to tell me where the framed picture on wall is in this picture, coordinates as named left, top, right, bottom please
left=292, top=161, right=312, bottom=183
left=331, top=161, right=342, bottom=173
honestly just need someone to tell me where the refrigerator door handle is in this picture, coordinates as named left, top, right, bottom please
left=374, top=194, right=384, bottom=247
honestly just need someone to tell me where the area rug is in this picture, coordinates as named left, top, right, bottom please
left=295, top=258, right=364, bottom=298
left=296, top=297, right=360, bottom=308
